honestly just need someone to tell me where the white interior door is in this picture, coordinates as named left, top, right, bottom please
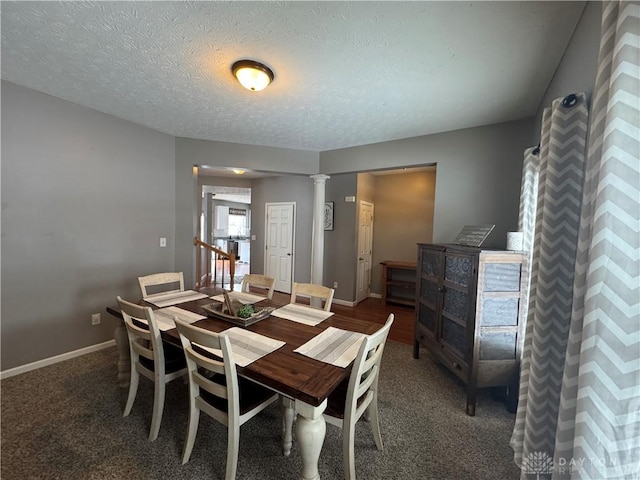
left=356, top=201, right=374, bottom=303
left=265, top=202, right=295, bottom=294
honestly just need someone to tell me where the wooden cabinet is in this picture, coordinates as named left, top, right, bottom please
left=413, top=243, right=527, bottom=416
left=381, top=261, right=417, bottom=307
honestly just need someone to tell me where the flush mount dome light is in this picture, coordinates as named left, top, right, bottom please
left=232, top=60, right=274, bottom=92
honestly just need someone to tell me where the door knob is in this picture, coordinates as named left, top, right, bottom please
left=359, top=257, right=364, bottom=261
left=287, top=253, right=291, bottom=256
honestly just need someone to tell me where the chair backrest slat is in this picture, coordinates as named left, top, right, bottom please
left=240, top=274, right=276, bottom=299
left=138, top=272, right=185, bottom=298
left=175, top=318, right=239, bottom=415
left=354, top=363, right=379, bottom=398
left=117, top=296, right=165, bottom=369
left=130, top=338, right=154, bottom=361
left=194, top=371, right=229, bottom=400
left=290, top=282, right=335, bottom=311
left=345, top=315, right=394, bottom=417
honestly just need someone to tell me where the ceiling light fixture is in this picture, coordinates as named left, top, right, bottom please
left=232, top=60, right=274, bottom=92
left=232, top=169, right=246, bottom=175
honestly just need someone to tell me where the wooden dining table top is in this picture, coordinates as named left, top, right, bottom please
left=107, top=287, right=381, bottom=407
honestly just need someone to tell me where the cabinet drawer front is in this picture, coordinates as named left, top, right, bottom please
left=483, top=263, right=521, bottom=292
left=482, top=298, right=519, bottom=326
left=415, top=323, right=437, bottom=345
left=437, top=346, right=467, bottom=378
left=479, top=331, right=516, bottom=360
left=445, top=255, right=473, bottom=286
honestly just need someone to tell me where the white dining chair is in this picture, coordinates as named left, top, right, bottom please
left=116, top=296, right=187, bottom=441
left=138, top=272, right=184, bottom=298
left=290, top=282, right=335, bottom=311
left=323, top=314, right=394, bottom=480
left=174, top=317, right=279, bottom=479
left=239, top=273, right=276, bottom=299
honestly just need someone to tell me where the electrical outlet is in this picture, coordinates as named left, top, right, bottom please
left=91, top=313, right=101, bottom=326
left=333, top=282, right=338, bottom=288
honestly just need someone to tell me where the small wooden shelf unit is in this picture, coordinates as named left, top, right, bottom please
left=381, top=261, right=417, bottom=307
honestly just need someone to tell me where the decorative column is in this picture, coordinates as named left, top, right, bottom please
left=310, top=175, right=330, bottom=301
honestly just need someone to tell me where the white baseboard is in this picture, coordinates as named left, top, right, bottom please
left=333, top=298, right=356, bottom=307
left=1, top=339, right=116, bottom=380
left=333, top=293, right=382, bottom=307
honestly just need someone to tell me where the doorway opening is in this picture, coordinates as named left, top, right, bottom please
left=201, top=185, right=251, bottom=286
left=354, top=165, right=436, bottom=303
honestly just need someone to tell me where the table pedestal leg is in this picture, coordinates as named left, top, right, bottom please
left=281, top=396, right=295, bottom=456
left=295, top=399, right=327, bottom=480
left=114, top=324, right=130, bottom=387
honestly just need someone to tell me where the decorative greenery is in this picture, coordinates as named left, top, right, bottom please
left=237, top=304, right=255, bottom=319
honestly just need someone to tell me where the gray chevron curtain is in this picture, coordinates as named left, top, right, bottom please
left=516, top=146, right=541, bottom=318
left=511, top=2, right=640, bottom=479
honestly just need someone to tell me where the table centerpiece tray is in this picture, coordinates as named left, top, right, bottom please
left=202, top=302, right=275, bottom=327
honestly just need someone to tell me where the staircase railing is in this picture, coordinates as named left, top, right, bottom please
left=193, top=237, right=236, bottom=291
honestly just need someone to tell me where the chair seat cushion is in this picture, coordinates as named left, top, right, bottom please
left=200, top=375, right=275, bottom=415
left=325, top=377, right=368, bottom=420
left=139, top=341, right=186, bottom=373
left=324, top=377, right=349, bottom=419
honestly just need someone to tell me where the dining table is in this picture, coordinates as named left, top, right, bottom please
left=106, top=286, right=382, bottom=480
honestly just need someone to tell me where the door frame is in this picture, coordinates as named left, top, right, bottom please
left=264, top=201, right=296, bottom=294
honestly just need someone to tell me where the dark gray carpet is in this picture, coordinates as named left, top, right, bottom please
left=1, top=342, right=520, bottom=479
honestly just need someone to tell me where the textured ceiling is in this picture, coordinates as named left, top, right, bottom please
left=1, top=1, right=585, bottom=152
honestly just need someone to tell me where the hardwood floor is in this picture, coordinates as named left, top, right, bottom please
left=227, top=264, right=415, bottom=345
left=334, top=298, right=415, bottom=345
left=270, top=291, right=415, bottom=346
left=212, top=260, right=250, bottom=284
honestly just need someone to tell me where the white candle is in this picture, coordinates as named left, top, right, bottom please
left=507, top=232, right=524, bottom=251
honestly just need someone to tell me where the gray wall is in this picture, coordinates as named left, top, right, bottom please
left=250, top=175, right=315, bottom=285
left=370, top=170, right=436, bottom=294
left=324, top=173, right=359, bottom=300
left=357, top=173, right=376, bottom=205
left=534, top=1, right=601, bottom=138
left=174, top=138, right=319, bottom=288
left=320, top=119, right=536, bottom=250
left=1, top=81, right=176, bottom=370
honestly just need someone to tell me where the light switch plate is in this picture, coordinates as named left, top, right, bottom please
left=160, top=237, right=167, bottom=247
